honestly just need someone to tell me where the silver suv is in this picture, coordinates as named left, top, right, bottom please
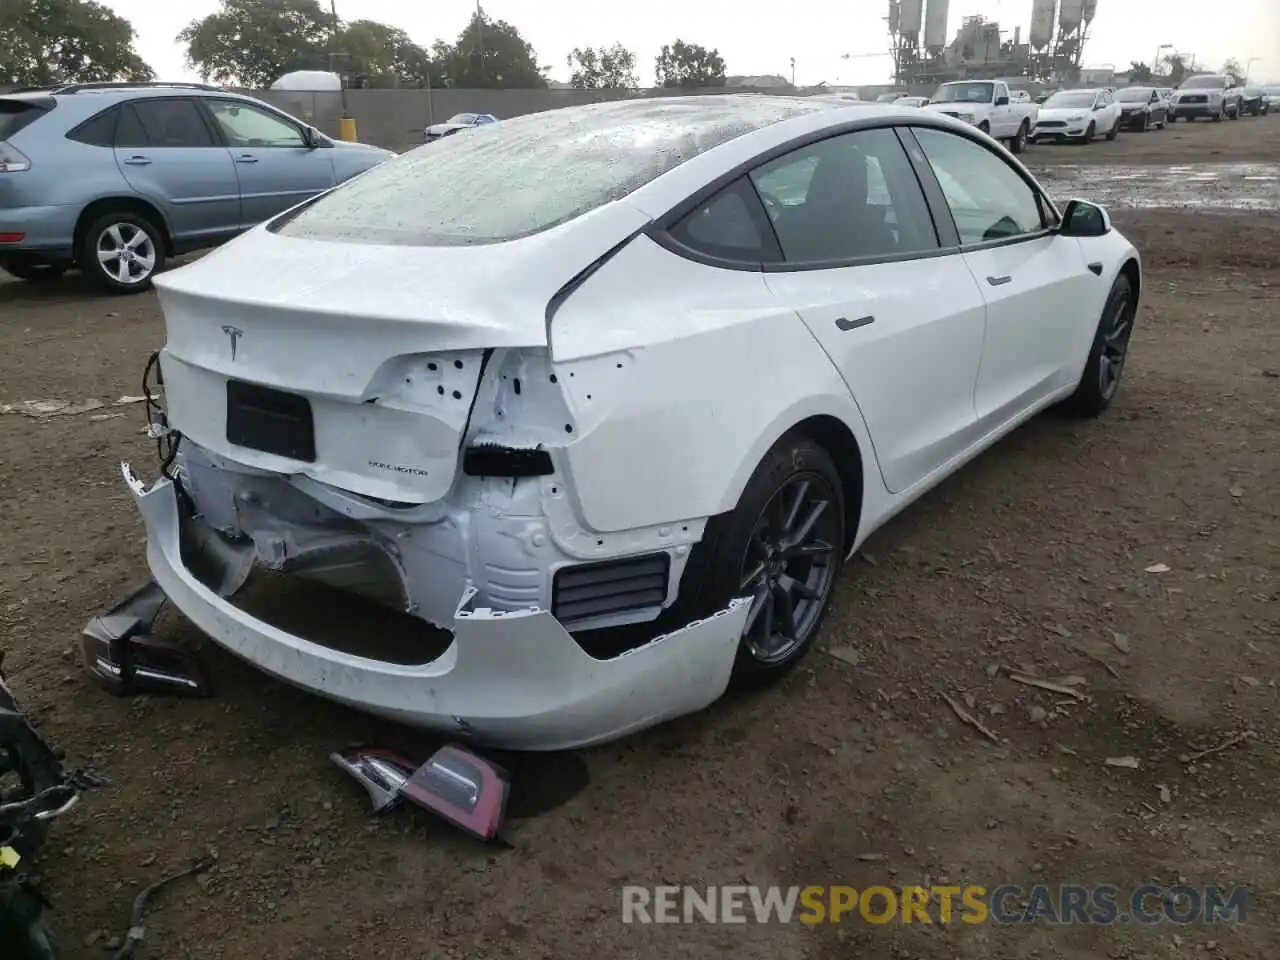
left=0, top=82, right=393, bottom=293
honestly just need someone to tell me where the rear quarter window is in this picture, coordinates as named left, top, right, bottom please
left=273, top=97, right=826, bottom=247
left=0, top=98, right=55, bottom=140
left=66, top=106, right=121, bottom=147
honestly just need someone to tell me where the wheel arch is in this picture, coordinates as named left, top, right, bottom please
left=717, top=403, right=873, bottom=557
left=1118, top=256, right=1141, bottom=304
left=74, top=196, right=173, bottom=260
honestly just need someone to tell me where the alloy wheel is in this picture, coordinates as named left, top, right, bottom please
left=737, top=474, right=841, bottom=665
left=1099, top=290, right=1133, bottom=400
left=96, top=222, right=157, bottom=286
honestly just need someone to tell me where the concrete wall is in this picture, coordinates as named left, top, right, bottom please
left=243, top=85, right=956, bottom=151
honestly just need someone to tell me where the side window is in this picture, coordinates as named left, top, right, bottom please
left=207, top=100, right=306, bottom=148
left=67, top=106, right=120, bottom=147
left=667, top=177, right=779, bottom=263
left=913, top=127, right=1045, bottom=246
left=749, top=127, right=939, bottom=264
left=123, top=99, right=214, bottom=148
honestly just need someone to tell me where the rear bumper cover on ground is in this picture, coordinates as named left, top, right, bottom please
left=122, top=463, right=751, bottom=751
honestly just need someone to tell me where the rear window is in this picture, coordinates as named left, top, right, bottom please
left=0, top=98, right=54, bottom=140
left=273, top=97, right=824, bottom=247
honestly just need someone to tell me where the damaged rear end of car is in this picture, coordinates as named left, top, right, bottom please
left=89, top=103, right=807, bottom=748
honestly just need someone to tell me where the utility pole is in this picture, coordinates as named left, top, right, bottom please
left=328, top=0, right=356, bottom=140
left=475, top=1, right=485, bottom=85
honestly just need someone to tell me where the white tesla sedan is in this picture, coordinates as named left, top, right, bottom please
left=114, top=97, right=1140, bottom=750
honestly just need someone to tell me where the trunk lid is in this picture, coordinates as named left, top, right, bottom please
left=154, top=200, right=649, bottom=504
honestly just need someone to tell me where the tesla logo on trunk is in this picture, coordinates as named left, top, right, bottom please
left=221, top=325, right=243, bottom=361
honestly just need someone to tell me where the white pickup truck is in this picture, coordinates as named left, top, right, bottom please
left=924, top=80, right=1039, bottom=153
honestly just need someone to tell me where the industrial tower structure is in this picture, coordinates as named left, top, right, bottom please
left=887, top=0, right=1096, bottom=86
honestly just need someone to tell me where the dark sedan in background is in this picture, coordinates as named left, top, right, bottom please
left=1115, top=86, right=1169, bottom=130
left=1241, top=88, right=1270, bottom=116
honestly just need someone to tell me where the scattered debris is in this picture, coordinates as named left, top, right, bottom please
left=89, top=413, right=127, bottom=422
left=827, top=646, right=862, bottom=668
left=1104, top=756, right=1141, bottom=770
left=1144, top=563, right=1171, bottom=574
left=115, top=395, right=147, bottom=405
left=1071, top=643, right=1123, bottom=679
left=1, top=398, right=105, bottom=417
left=1179, top=730, right=1256, bottom=764
left=1057, top=744, right=1078, bottom=756
left=1006, top=671, right=1088, bottom=701
left=1042, top=623, right=1072, bottom=639
left=1157, top=784, right=1172, bottom=804
left=941, top=692, right=1000, bottom=743
left=1228, top=485, right=1245, bottom=499
left=1053, top=675, right=1089, bottom=688
left=1238, top=675, right=1261, bottom=688
left=856, top=853, right=886, bottom=862
left=1110, top=632, right=1131, bottom=654
left=1029, top=705, right=1048, bottom=724
left=110, top=855, right=215, bottom=960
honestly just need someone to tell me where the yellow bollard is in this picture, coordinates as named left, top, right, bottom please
left=338, top=116, right=357, bottom=142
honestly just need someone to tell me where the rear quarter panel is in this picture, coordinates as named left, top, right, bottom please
left=548, top=232, right=879, bottom=536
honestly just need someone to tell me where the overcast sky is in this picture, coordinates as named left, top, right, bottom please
left=103, top=0, right=1279, bottom=86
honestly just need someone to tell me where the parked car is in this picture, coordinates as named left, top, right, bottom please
left=1168, top=74, right=1244, bottom=121
left=1264, top=86, right=1280, bottom=112
left=925, top=80, right=1038, bottom=153
left=1240, top=87, right=1269, bottom=116
left=0, top=81, right=393, bottom=293
left=1114, top=86, right=1169, bottom=130
left=423, top=112, right=499, bottom=142
left=876, top=92, right=908, bottom=103
left=115, top=96, right=1140, bottom=750
left=1009, top=90, right=1033, bottom=104
left=893, top=96, right=929, bottom=108
left=1031, top=88, right=1122, bottom=143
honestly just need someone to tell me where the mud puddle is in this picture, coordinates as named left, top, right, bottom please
left=1036, top=162, right=1280, bottom=210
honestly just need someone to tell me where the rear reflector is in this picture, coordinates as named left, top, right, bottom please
left=0, top=233, right=25, bottom=244
left=552, top=553, right=671, bottom=627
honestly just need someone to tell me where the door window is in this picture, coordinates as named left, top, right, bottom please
left=749, top=127, right=939, bottom=264
left=912, top=127, right=1046, bottom=246
left=117, top=99, right=214, bottom=148
left=207, top=101, right=306, bottom=148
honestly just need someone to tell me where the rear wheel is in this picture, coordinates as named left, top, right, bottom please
left=686, top=434, right=847, bottom=689
left=1009, top=120, right=1029, bottom=154
left=78, top=211, right=165, bottom=294
left=1064, top=274, right=1135, bottom=418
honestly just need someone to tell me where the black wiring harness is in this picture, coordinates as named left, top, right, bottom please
left=142, top=350, right=182, bottom=480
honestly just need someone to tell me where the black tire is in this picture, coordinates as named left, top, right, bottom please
left=1083, top=121, right=1096, bottom=143
left=685, top=433, right=847, bottom=689
left=0, top=260, right=67, bottom=284
left=978, top=120, right=991, bottom=135
left=1064, top=273, right=1135, bottom=418
left=78, top=211, right=165, bottom=294
left=1105, top=121, right=1118, bottom=141
left=1140, top=113, right=1149, bottom=132
left=1009, top=120, right=1029, bottom=154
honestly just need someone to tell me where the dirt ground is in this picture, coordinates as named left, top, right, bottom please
left=1, top=115, right=1278, bottom=960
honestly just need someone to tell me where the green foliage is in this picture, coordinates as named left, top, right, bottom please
left=654, top=40, right=727, bottom=89
left=0, top=0, right=153, bottom=87
left=430, top=11, right=546, bottom=89
left=567, top=44, right=639, bottom=90
left=177, top=0, right=336, bottom=88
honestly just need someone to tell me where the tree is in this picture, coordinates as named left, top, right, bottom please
left=0, top=0, right=153, bottom=87
left=654, top=40, right=727, bottom=88
left=1222, top=57, right=1243, bottom=79
left=337, top=19, right=431, bottom=88
left=431, top=10, right=545, bottom=88
left=567, top=43, right=639, bottom=90
left=1160, top=53, right=1190, bottom=85
left=1128, top=61, right=1153, bottom=83
left=178, top=0, right=336, bottom=88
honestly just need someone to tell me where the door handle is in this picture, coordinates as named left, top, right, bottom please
left=986, top=275, right=1013, bottom=287
left=123, top=156, right=152, bottom=166
left=235, top=155, right=260, bottom=163
left=835, top=315, right=875, bottom=331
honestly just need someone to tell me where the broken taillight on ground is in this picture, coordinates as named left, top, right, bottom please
left=79, top=581, right=210, bottom=697
left=332, top=744, right=510, bottom=842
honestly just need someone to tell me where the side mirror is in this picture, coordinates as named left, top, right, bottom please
left=995, top=95, right=1010, bottom=106
left=1058, top=198, right=1112, bottom=238
left=302, top=126, right=320, bottom=149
